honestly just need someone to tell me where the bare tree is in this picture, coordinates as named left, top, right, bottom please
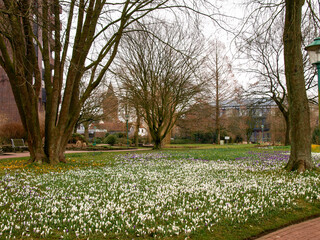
left=238, top=0, right=319, bottom=171
left=283, top=0, right=312, bottom=172
left=0, top=0, right=219, bottom=164
left=205, top=40, right=236, bottom=144
left=237, top=7, right=317, bottom=146
left=115, top=23, right=206, bottom=149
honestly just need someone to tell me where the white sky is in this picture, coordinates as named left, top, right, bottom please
left=199, top=0, right=250, bottom=87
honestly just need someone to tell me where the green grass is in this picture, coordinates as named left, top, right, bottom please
left=164, top=143, right=257, bottom=149
left=0, top=145, right=320, bottom=239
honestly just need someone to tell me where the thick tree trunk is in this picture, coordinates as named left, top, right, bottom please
left=27, top=132, right=47, bottom=164
left=283, top=0, right=312, bottom=172
left=0, top=0, right=127, bottom=166
left=153, top=137, right=162, bottom=150
left=149, top=126, right=163, bottom=150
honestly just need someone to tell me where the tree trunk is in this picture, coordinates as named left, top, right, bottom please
left=0, top=0, right=144, bottom=166
left=149, top=126, right=163, bottom=150
left=27, top=131, right=47, bottom=164
left=284, top=114, right=290, bottom=146
left=134, top=112, right=140, bottom=147
left=283, top=0, right=312, bottom=172
left=153, top=137, right=162, bottom=150
left=215, top=47, right=220, bottom=145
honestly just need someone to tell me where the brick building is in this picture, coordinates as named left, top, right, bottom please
left=0, top=71, right=21, bottom=124
left=0, top=0, right=54, bottom=127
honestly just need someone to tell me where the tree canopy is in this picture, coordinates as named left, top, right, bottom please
left=0, top=0, right=216, bottom=163
left=115, top=23, right=206, bottom=149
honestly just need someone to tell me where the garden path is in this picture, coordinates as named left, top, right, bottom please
left=256, top=217, right=320, bottom=239
left=0, top=148, right=148, bottom=160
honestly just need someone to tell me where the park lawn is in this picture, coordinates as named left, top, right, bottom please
left=164, top=143, right=258, bottom=149
left=0, top=146, right=320, bottom=239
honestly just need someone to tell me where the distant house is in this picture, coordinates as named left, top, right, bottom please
left=76, top=83, right=132, bottom=139
left=129, top=125, right=149, bottom=138
left=103, top=122, right=126, bottom=135
left=76, top=121, right=108, bottom=139
left=210, top=99, right=273, bottom=143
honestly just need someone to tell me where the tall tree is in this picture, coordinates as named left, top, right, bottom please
left=239, top=0, right=318, bottom=171
left=237, top=7, right=317, bottom=146
left=0, top=0, right=216, bottom=164
left=283, top=0, right=312, bottom=172
left=115, top=23, right=206, bottom=149
left=206, top=40, right=235, bottom=144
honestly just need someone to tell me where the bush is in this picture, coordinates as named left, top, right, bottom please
left=104, top=134, right=117, bottom=146
left=234, top=135, right=243, bottom=143
left=0, top=122, right=26, bottom=144
left=170, top=138, right=194, bottom=144
left=116, top=132, right=125, bottom=138
left=2, top=145, right=14, bottom=152
left=95, top=138, right=102, bottom=144
left=191, top=132, right=216, bottom=144
left=117, top=137, right=131, bottom=145
left=312, top=128, right=320, bottom=145
left=69, top=133, right=86, bottom=144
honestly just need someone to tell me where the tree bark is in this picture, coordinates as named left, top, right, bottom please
left=134, top=109, right=140, bottom=147
left=284, top=113, right=290, bottom=146
left=153, top=136, right=162, bottom=150
left=283, top=0, right=312, bottom=172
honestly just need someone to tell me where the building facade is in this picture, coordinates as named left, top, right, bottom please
left=0, top=71, right=21, bottom=124
left=0, top=0, right=54, bottom=127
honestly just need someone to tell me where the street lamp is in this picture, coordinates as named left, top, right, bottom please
left=305, top=37, right=320, bottom=127
left=125, top=114, right=129, bottom=148
left=261, top=125, right=264, bottom=144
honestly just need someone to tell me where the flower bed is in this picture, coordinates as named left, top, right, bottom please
left=0, top=151, right=320, bottom=239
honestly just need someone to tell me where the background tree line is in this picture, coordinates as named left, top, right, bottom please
left=0, top=0, right=319, bottom=172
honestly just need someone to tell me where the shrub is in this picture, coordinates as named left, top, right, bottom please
left=312, top=128, right=320, bottom=145
left=117, top=137, right=131, bottom=145
left=104, top=134, right=117, bottom=146
left=234, top=135, right=243, bottom=143
left=2, top=145, right=13, bottom=152
left=116, top=132, right=125, bottom=138
left=69, top=133, right=86, bottom=144
left=170, top=138, right=194, bottom=144
left=191, top=132, right=216, bottom=144
left=0, top=122, right=26, bottom=144
left=95, top=138, right=102, bottom=144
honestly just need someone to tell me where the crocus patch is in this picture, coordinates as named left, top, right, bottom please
left=1, top=151, right=320, bottom=239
